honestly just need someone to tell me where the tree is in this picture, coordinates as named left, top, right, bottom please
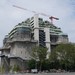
left=50, top=43, right=75, bottom=71
left=31, top=46, right=48, bottom=71
left=28, top=59, right=36, bottom=69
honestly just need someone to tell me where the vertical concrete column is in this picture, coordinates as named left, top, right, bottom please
left=44, top=27, right=51, bottom=58
left=34, top=14, right=39, bottom=45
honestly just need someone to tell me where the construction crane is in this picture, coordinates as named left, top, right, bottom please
left=13, top=5, right=59, bottom=24
left=49, top=16, right=59, bottom=24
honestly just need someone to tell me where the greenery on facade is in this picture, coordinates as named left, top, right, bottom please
left=24, top=17, right=63, bottom=35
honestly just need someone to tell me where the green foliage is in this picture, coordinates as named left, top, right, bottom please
left=0, top=65, right=5, bottom=73
left=31, top=46, right=48, bottom=71
left=12, top=64, right=20, bottom=72
left=50, top=43, right=75, bottom=71
left=37, top=46, right=48, bottom=61
left=28, top=59, right=36, bottom=69
left=29, top=44, right=75, bottom=71
left=41, top=59, right=50, bottom=71
left=32, top=46, right=48, bottom=61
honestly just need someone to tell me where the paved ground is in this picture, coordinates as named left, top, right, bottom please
left=1, top=73, right=75, bottom=75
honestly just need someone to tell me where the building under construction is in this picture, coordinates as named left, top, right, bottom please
left=0, top=14, right=68, bottom=71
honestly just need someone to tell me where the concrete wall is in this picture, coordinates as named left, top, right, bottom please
left=10, top=58, right=28, bottom=70
left=10, top=42, right=36, bottom=60
left=2, top=50, right=10, bottom=56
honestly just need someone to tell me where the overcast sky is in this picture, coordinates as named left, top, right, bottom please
left=0, top=0, right=75, bottom=47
